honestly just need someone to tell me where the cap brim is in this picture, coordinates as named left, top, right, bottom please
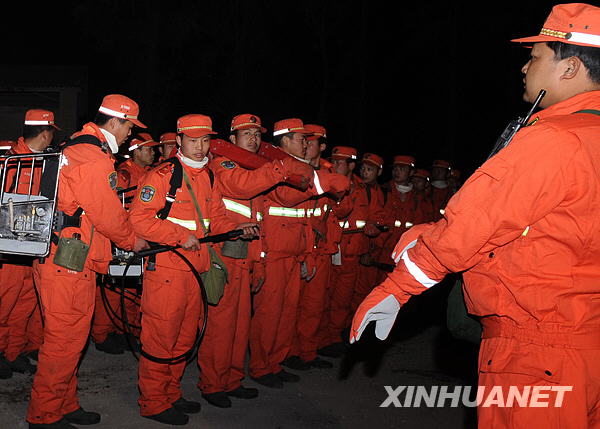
left=331, top=155, right=356, bottom=161
left=182, top=130, right=218, bottom=138
left=130, top=118, right=147, bottom=128
left=511, top=35, right=559, bottom=44
left=363, top=159, right=382, bottom=168
left=51, top=124, right=62, bottom=131
left=138, top=141, right=161, bottom=148
left=233, top=125, right=267, bottom=133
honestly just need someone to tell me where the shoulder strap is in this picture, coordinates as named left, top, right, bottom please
left=156, top=157, right=214, bottom=220
left=156, top=157, right=183, bottom=220
left=573, top=109, right=600, bottom=116
left=61, top=134, right=105, bottom=151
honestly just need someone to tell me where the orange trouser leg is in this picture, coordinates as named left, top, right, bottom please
left=124, top=287, right=141, bottom=337
left=138, top=267, right=200, bottom=416
left=349, top=263, right=379, bottom=321
left=477, top=336, right=600, bottom=429
left=91, top=285, right=121, bottom=343
left=27, top=262, right=96, bottom=425
left=325, top=254, right=360, bottom=345
left=198, top=257, right=251, bottom=393
left=291, top=253, right=331, bottom=362
left=0, top=264, right=36, bottom=360
left=6, top=267, right=36, bottom=361
left=25, top=297, right=44, bottom=353
left=249, top=257, right=301, bottom=378
left=316, top=261, right=335, bottom=349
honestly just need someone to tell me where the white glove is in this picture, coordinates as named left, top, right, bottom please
left=350, top=294, right=401, bottom=343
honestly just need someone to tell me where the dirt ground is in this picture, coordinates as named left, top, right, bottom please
left=0, top=282, right=480, bottom=428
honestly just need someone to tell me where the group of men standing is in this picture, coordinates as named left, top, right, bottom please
left=0, top=97, right=459, bottom=428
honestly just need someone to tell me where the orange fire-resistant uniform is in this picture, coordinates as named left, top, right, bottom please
left=129, top=155, right=237, bottom=416
left=320, top=175, right=372, bottom=346
left=248, top=181, right=320, bottom=378
left=430, top=183, right=450, bottom=221
left=353, top=91, right=600, bottom=428
left=27, top=123, right=137, bottom=425
left=198, top=156, right=294, bottom=394
left=291, top=188, right=342, bottom=362
left=351, top=181, right=386, bottom=315
left=0, top=138, right=44, bottom=362
left=91, top=158, right=149, bottom=344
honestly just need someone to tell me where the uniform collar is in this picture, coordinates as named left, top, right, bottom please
left=532, top=90, right=600, bottom=123
left=177, top=151, right=209, bottom=169
left=99, top=128, right=119, bottom=154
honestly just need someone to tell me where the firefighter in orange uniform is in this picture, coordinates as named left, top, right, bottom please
left=249, top=119, right=349, bottom=387
left=130, top=114, right=258, bottom=425
left=91, top=132, right=158, bottom=354
left=318, top=146, right=380, bottom=358
left=0, top=110, right=58, bottom=379
left=286, top=124, right=338, bottom=370
left=411, top=168, right=435, bottom=224
left=375, top=155, right=417, bottom=282
left=352, top=4, right=600, bottom=427
left=118, top=132, right=159, bottom=201
left=157, top=132, right=177, bottom=164
left=198, top=113, right=312, bottom=407
left=430, top=159, right=451, bottom=221
left=27, top=95, right=149, bottom=428
left=350, top=152, right=386, bottom=314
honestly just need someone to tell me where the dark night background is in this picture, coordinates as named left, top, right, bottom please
left=2, top=0, right=562, bottom=179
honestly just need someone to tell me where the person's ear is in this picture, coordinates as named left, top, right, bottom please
left=561, top=56, right=581, bottom=80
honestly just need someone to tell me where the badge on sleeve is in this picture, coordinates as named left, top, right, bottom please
left=108, top=171, right=118, bottom=190
left=139, top=185, right=156, bottom=203
left=220, top=160, right=237, bottom=169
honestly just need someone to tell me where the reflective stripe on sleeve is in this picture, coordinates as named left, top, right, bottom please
left=268, top=207, right=306, bottom=217
left=393, top=239, right=437, bottom=288
left=313, top=170, right=325, bottom=195
left=223, top=198, right=252, bottom=218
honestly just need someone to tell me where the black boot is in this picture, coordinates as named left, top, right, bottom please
left=307, top=357, right=333, bottom=369
left=251, top=373, right=283, bottom=389
left=64, top=407, right=101, bottom=425
left=28, top=417, right=77, bottom=428
left=226, top=385, right=259, bottom=399
left=275, top=369, right=300, bottom=383
left=172, top=397, right=201, bottom=414
left=281, top=356, right=311, bottom=371
left=0, top=353, right=13, bottom=379
left=94, top=332, right=124, bottom=355
left=6, top=354, right=36, bottom=374
left=143, top=406, right=189, bottom=425
left=202, top=391, right=232, bottom=408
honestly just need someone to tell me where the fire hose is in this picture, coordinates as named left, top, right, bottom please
left=100, top=229, right=243, bottom=364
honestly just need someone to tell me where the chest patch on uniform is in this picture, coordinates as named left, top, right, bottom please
left=220, top=160, right=237, bottom=169
left=139, top=185, right=156, bottom=203
left=108, top=171, right=118, bottom=190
